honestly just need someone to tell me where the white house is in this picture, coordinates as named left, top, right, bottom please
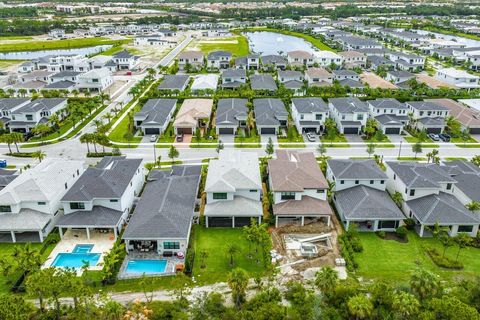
left=0, top=160, right=84, bottom=243
left=405, top=100, right=449, bottom=133
left=204, top=150, right=263, bottom=228
left=57, top=157, right=144, bottom=240
left=291, top=97, right=329, bottom=134
left=313, top=50, right=343, bottom=67
left=328, top=97, right=369, bottom=134
left=435, top=67, right=480, bottom=89
left=9, top=98, right=68, bottom=133
left=76, top=68, right=113, bottom=92
left=367, top=98, right=408, bottom=135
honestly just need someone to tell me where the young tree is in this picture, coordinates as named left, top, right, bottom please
left=10, top=132, right=23, bottom=153
left=168, top=145, right=179, bottom=164
left=194, top=127, right=202, bottom=146
left=265, top=137, right=274, bottom=157
left=237, top=128, right=246, bottom=146
left=123, top=132, right=134, bottom=148
left=410, top=268, right=442, bottom=301
left=216, top=139, right=224, bottom=154
left=392, top=291, right=420, bottom=319
left=199, top=249, right=209, bottom=269
left=227, top=268, right=249, bottom=308
left=366, top=143, right=375, bottom=158
left=347, top=294, right=373, bottom=320
left=364, top=118, right=377, bottom=139
left=412, top=142, right=422, bottom=159
left=315, top=266, right=338, bottom=297
left=454, top=232, right=472, bottom=262
left=33, top=150, right=46, bottom=163
left=391, top=191, right=404, bottom=208
left=226, top=243, right=240, bottom=267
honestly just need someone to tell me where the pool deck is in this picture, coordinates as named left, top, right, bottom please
left=118, top=253, right=182, bottom=279
left=43, top=229, right=116, bottom=274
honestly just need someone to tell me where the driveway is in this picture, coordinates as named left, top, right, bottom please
left=345, top=134, right=364, bottom=143
left=218, top=134, right=235, bottom=147
left=140, top=135, right=153, bottom=144
left=302, top=133, right=319, bottom=143
left=174, top=134, right=192, bottom=149
left=261, top=134, right=278, bottom=145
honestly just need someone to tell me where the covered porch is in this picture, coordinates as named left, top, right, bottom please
left=0, top=209, right=52, bottom=243
left=345, top=219, right=401, bottom=232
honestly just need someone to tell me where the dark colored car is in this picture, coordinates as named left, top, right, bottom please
left=176, top=133, right=184, bottom=142
left=439, top=133, right=451, bottom=142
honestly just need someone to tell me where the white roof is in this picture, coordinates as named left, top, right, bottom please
left=205, top=150, right=261, bottom=193
left=437, top=67, right=479, bottom=79
left=459, top=99, right=480, bottom=111
left=313, top=50, right=342, bottom=59
left=427, top=38, right=463, bottom=46
left=78, top=67, right=111, bottom=79
left=0, top=159, right=83, bottom=206
left=191, top=74, right=219, bottom=90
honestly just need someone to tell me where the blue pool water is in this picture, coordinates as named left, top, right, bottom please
left=52, top=244, right=100, bottom=268
left=125, top=260, right=168, bottom=274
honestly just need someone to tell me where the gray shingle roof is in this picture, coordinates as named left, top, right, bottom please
left=62, top=157, right=142, bottom=202
left=216, top=98, right=248, bottom=126
left=328, top=97, right=368, bottom=113
left=208, top=51, right=232, bottom=60
left=44, top=80, right=75, bottom=89
left=158, top=75, right=189, bottom=90
left=407, top=100, right=449, bottom=111
left=451, top=173, right=480, bottom=202
left=16, top=98, right=67, bottom=113
left=335, top=185, right=405, bottom=220
left=222, top=68, right=246, bottom=78
left=250, top=74, right=278, bottom=91
left=333, top=69, right=358, bottom=76
left=443, top=160, right=480, bottom=175
left=51, top=71, right=82, bottom=78
left=338, top=79, right=364, bottom=88
left=56, top=206, right=123, bottom=228
left=278, top=70, right=303, bottom=78
left=283, top=80, right=303, bottom=89
left=253, top=98, right=287, bottom=126
left=328, top=159, right=387, bottom=180
left=0, top=98, right=30, bottom=111
left=375, top=114, right=408, bottom=126
left=407, top=192, right=480, bottom=224
left=135, top=99, right=177, bottom=126
left=261, top=55, right=287, bottom=65
left=388, top=70, right=414, bottom=78
left=418, top=117, right=445, bottom=126
left=386, top=162, right=455, bottom=188
left=292, top=97, right=328, bottom=113
left=122, top=166, right=201, bottom=240
left=368, top=98, right=407, bottom=110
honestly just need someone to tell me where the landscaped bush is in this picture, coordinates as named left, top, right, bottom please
left=404, top=218, right=416, bottom=230
left=87, top=152, right=115, bottom=158
left=376, top=231, right=386, bottom=239
left=7, top=152, right=35, bottom=158
left=426, top=248, right=463, bottom=269
left=470, top=232, right=480, bottom=248
left=338, top=234, right=359, bottom=271
left=396, top=226, right=408, bottom=240
left=44, top=232, right=61, bottom=246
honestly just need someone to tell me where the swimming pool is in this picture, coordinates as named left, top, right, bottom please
left=125, top=259, right=168, bottom=274
left=52, top=244, right=100, bottom=269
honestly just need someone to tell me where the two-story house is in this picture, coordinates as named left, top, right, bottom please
left=9, top=98, right=68, bottom=133
left=389, top=52, right=425, bottom=71
left=287, top=50, right=315, bottom=67
left=204, top=150, right=262, bottom=228
left=234, top=54, right=260, bottom=70
left=76, top=68, right=113, bottom=93
left=221, top=69, right=247, bottom=89
left=261, top=55, right=288, bottom=71
left=207, top=51, right=232, bottom=70
left=268, top=150, right=332, bottom=227
left=216, top=98, right=248, bottom=135
left=327, top=159, right=405, bottom=232
left=254, top=98, right=288, bottom=135
left=367, top=98, right=409, bottom=134
left=112, top=50, right=139, bottom=70
left=291, top=97, right=329, bottom=134
left=177, top=51, right=204, bottom=70
left=313, top=50, right=343, bottom=67
left=328, top=97, right=369, bottom=134
left=305, top=67, right=333, bottom=86
left=435, top=67, right=480, bottom=89
left=0, top=159, right=84, bottom=243
left=385, top=161, right=479, bottom=237
left=405, top=100, right=450, bottom=134
left=339, top=51, right=367, bottom=68
left=0, top=98, right=31, bottom=130
left=57, top=157, right=145, bottom=240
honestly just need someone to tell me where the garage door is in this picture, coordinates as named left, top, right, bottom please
left=176, top=127, right=192, bottom=134
left=343, top=127, right=359, bottom=134
left=261, top=127, right=276, bottom=134
left=469, top=128, right=480, bottom=134
left=234, top=217, right=257, bottom=228
left=426, top=127, right=442, bottom=134
left=208, top=217, right=232, bottom=227
left=302, top=127, right=317, bottom=133
left=144, top=128, right=160, bottom=135
left=219, top=127, right=234, bottom=135
left=385, top=127, right=401, bottom=134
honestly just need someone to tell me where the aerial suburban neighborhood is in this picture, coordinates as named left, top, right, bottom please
left=1, top=1, right=480, bottom=319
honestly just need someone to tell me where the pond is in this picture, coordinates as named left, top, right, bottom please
left=415, top=29, right=480, bottom=48
left=0, top=45, right=113, bottom=60
left=244, top=31, right=316, bottom=55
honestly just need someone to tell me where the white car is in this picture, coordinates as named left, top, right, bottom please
left=149, top=135, right=158, bottom=142
left=306, top=132, right=316, bottom=142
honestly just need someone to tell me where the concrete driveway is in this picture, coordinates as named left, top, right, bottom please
left=261, top=134, right=278, bottom=145
left=302, top=133, right=319, bottom=143
left=218, top=134, right=235, bottom=144
left=345, top=134, right=364, bottom=143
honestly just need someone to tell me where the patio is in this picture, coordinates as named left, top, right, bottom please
left=43, top=229, right=116, bottom=273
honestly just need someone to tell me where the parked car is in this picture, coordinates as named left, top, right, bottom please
left=149, top=135, right=157, bottom=142
left=306, top=132, right=316, bottom=142
left=176, top=133, right=184, bottom=142
left=439, top=133, right=451, bottom=142
left=428, top=133, right=440, bottom=141
left=0, top=159, right=7, bottom=168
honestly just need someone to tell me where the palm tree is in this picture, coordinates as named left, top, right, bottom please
left=199, top=250, right=209, bottom=269
left=466, top=201, right=480, bottom=211
left=48, top=114, right=60, bottom=131
left=10, top=132, right=24, bottom=153
left=347, top=294, right=373, bottom=320
left=226, top=243, right=240, bottom=267
left=392, top=291, right=419, bottom=319
left=391, top=191, right=403, bottom=208
left=80, top=133, right=92, bottom=153
left=0, top=133, right=13, bottom=154
left=227, top=268, right=249, bottom=308
left=33, top=150, right=46, bottom=163
left=103, top=112, right=113, bottom=124
left=409, top=268, right=442, bottom=301
left=454, top=232, right=471, bottom=262
left=314, top=266, right=338, bottom=296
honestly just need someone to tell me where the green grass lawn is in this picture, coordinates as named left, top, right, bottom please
left=0, top=37, right=131, bottom=53
left=320, top=135, right=350, bottom=148
left=190, top=137, right=218, bottom=148
left=241, top=27, right=335, bottom=52
left=363, top=136, right=395, bottom=148
left=278, top=136, right=306, bottom=148
left=397, top=157, right=427, bottom=161
left=355, top=231, right=480, bottom=283
left=195, top=32, right=249, bottom=57
left=0, top=242, right=55, bottom=294
left=192, top=226, right=268, bottom=285
left=404, top=136, right=439, bottom=148
left=0, top=60, right=24, bottom=68
left=235, top=135, right=261, bottom=148
left=451, top=137, right=480, bottom=148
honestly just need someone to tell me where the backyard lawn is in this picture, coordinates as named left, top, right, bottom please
left=0, top=242, right=55, bottom=294
left=0, top=37, right=131, bottom=53
left=192, top=226, right=268, bottom=285
left=354, top=231, right=480, bottom=283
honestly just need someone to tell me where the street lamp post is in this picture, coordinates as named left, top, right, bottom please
left=397, top=140, right=403, bottom=159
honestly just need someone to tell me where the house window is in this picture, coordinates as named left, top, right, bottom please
left=213, top=193, right=227, bottom=200
left=38, top=202, right=46, bottom=205
left=458, top=225, right=473, bottom=233
left=163, top=241, right=180, bottom=249
left=110, top=199, right=118, bottom=203
left=357, top=114, right=364, bottom=121
left=355, top=180, right=359, bottom=184
left=380, top=180, right=385, bottom=184
left=249, top=190, right=257, bottom=192
left=26, top=115, right=33, bottom=121
left=281, top=192, right=295, bottom=200
left=393, top=174, right=396, bottom=180
left=317, top=189, right=325, bottom=193
left=340, top=180, right=344, bottom=184
left=0, top=205, right=11, bottom=212
left=70, top=202, right=85, bottom=210
left=65, top=182, right=68, bottom=189
left=446, top=183, right=452, bottom=190
left=370, top=180, right=374, bottom=184
left=316, top=114, right=323, bottom=120
left=409, top=189, right=415, bottom=196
